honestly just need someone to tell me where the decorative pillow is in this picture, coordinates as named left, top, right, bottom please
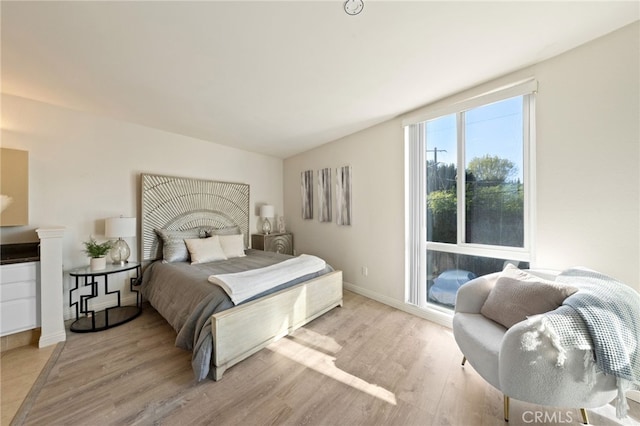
left=155, top=228, right=203, bottom=262
left=218, top=234, right=246, bottom=258
left=480, top=264, right=578, bottom=328
left=204, top=226, right=241, bottom=237
left=184, top=236, right=227, bottom=264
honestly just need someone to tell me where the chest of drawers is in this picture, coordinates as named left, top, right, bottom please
left=1, top=261, right=40, bottom=336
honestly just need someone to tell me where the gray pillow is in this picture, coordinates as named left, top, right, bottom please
left=480, top=265, right=578, bottom=328
left=154, top=228, right=203, bottom=262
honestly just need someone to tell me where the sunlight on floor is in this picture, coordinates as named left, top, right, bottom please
left=271, top=331, right=397, bottom=405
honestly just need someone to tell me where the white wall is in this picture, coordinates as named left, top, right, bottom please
left=284, top=118, right=406, bottom=302
left=283, top=22, right=640, bottom=314
left=1, top=94, right=283, bottom=317
left=534, top=23, right=639, bottom=279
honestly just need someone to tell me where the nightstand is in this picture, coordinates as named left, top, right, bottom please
left=68, top=262, right=141, bottom=332
left=251, top=233, right=294, bottom=255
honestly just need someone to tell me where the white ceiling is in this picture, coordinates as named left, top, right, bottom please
left=2, top=1, right=638, bottom=158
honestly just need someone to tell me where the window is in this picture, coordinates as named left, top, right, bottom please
left=405, top=80, right=536, bottom=312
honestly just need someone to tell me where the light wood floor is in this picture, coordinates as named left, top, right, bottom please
left=4, top=290, right=639, bottom=425
left=1, top=343, right=57, bottom=425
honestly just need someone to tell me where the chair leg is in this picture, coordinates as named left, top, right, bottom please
left=580, top=408, right=588, bottom=424
left=504, top=395, right=510, bottom=422
left=461, top=356, right=466, bottom=366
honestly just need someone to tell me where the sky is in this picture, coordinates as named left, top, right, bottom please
left=425, top=96, right=524, bottom=181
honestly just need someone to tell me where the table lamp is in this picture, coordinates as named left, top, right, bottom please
left=260, top=205, right=274, bottom=234
left=105, top=217, right=136, bottom=265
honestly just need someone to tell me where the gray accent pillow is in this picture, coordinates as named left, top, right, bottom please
left=155, top=228, right=203, bottom=263
left=480, top=265, right=578, bottom=328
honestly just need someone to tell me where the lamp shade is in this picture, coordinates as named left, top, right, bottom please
left=260, top=205, right=274, bottom=218
left=105, top=217, right=136, bottom=238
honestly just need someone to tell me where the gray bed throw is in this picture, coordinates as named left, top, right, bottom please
left=556, top=267, right=640, bottom=418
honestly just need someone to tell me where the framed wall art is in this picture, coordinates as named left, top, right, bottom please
left=336, top=165, right=352, bottom=226
left=301, top=170, right=313, bottom=220
left=317, top=168, right=332, bottom=223
left=1, top=148, right=29, bottom=226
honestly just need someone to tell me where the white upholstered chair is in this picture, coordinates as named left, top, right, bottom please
left=452, top=269, right=618, bottom=424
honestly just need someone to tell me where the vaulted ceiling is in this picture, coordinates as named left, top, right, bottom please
left=2, top=1, right=638, bottom=158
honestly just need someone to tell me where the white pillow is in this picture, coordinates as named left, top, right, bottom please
left=218, top=234, right=246, bottom=258
left=184, top=236, right=228, bottom=264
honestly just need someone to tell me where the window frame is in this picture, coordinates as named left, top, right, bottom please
left=404, top=79, right=537, bottom=311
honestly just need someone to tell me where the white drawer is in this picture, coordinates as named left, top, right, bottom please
left=1, top=262, right=38, bottom=283
left=1, top=280, right=37, bottom=302
left=1, top=298, right=38, bottom=336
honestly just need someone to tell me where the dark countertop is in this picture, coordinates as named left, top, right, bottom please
left=0, top=242, right=40, bottom=265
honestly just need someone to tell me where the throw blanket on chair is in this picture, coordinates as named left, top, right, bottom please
left=541, top=267, right=640, bottom=418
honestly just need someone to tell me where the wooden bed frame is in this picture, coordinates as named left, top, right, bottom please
left=140, top=173, right=343, bottom=380
left=212, top=269, right=342, bottom=380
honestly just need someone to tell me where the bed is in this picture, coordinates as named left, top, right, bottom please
left=139, top=173, right=343, bottom=381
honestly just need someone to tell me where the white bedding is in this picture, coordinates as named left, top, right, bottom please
left=208, top=254, right=326, bottom=304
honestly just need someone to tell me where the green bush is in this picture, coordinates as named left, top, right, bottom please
left=427, top=183, right=524, bottom=247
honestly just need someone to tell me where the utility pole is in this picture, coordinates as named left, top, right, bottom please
left=427, top=147, right=447, bottom=189
left=427, top=147, right=447, bottom=166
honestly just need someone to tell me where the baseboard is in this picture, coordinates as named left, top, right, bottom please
left=0, top=328, right=40, bottom=352
left=39, top=330, right=66, bottom=348
left=64, top=293, right=139, bottom=321
left=343, top=281, right=453, bottom=328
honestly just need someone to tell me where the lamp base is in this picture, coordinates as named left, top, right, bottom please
left=110, top=238, right=131, bottom=265
left=262, top=218, right=272, bottom=235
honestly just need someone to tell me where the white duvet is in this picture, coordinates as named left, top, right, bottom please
left=208, top=254, right=326, bottom=304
